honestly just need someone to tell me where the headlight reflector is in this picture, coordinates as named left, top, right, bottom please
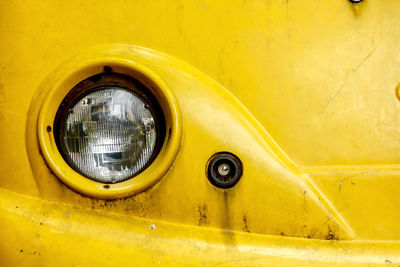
left=55, top=74, right=163, bottom=183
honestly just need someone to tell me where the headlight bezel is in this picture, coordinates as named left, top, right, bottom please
left=38, top=58, right=182, bottom=199
left=54, top=73, right=166, bottom=183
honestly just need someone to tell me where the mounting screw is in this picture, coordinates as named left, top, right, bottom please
left=206, top=152, right=243, bottom=189
left=217, top=163, right=230, bottom=176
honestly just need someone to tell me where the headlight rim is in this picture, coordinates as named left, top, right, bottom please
left=53, top=73, right=166, bottom=183
left=38, top=58, right=182, bottom=199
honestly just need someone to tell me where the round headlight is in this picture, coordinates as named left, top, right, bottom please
left=54, top=73, right=165, bottom=183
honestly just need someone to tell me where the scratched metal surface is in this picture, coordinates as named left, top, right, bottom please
left=1, top=0, right=400, bottom=265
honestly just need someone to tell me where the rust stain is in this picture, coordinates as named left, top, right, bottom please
left=198, top=203, right=208, bottom=226
left=325, top=225, right=339, bottom=241
left=242, top=214, right=250, bottom=233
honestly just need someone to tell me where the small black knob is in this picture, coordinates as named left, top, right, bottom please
left=206, top=152, right=243, bottom=189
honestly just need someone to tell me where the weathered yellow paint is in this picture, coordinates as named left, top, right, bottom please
left=1, top=0, right=400, bottom=265
left=1, top=188, right=399, bottom=267
left=27, top=44, right=349, bottom=240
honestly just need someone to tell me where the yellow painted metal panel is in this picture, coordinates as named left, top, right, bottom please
left=0, top=188, right=399, bottom=266
left=1, top=0, right=400, bottom=265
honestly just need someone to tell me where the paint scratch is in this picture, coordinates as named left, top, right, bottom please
left=320, top=48, right=376, bottom=114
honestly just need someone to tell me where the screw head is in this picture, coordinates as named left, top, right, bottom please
left=217, top=163, right=231, bottom=176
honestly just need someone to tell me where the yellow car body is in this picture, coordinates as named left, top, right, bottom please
left=1, top=0, right=400, bottom=266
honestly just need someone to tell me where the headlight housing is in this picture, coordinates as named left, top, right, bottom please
left=54, top=73, right=165, bottom=183
left=37, top=56, right=182, bottom=199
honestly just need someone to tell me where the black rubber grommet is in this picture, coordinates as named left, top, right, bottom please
left=206, top=152, right=243, bottom=189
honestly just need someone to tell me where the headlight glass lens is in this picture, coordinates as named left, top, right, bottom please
left=57, top=77, right=161, bottom=183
